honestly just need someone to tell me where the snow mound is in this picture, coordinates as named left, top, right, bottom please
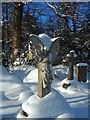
left=17, top=89, right=74, bottom=118
left=59, top=77, right=88, bottom=93
left=23, top=69, right=38, bottom=83
left=23, top=65, right=55, bottom=83
left=0, top=66, right=9, bottom=75
left=0, top=91, right=9, bottom=101
left=0, top=66, right=23, bottom=91
left=57, top=112, right=74, bottom=118
left=24, top=66, right=36, bottom=74
left=1, top=75, right=22, bottom=91
left=12, top=65, right=36, bottom=81
left=5, top=86, right=28, bottom=100
left=29, top=83, right=38, bottom=93
left=38, top=33, right=52, bottom=51
left=19, top=91, right=34, bottom=102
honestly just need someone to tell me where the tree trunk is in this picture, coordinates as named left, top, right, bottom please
left=11, top=3, right=23, bottom=62
left=64, top=17, right=69, bottom=31
left=72, top=2, right=77, bottom=33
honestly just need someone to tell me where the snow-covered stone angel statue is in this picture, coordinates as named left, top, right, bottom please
left=29, top=33, right=60, bottom=97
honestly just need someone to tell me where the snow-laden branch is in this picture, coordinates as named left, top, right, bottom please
left=45, top=2, right=86, bottom=31
left=45, top=2, right=72, bottom=19
left=45, top=2, right=83, bottom=23
left=45, top=2, right=71, bottom=29
left=45, top=2, right=58, bottom=15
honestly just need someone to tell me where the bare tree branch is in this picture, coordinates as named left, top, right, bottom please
left=45, top=2, right=70, bottom=30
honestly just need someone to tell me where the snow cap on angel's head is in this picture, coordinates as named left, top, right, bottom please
left=38, top=33, right=52, bottom=51
left=38, top=33, right=51, bottom=41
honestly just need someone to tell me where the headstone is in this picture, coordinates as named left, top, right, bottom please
left=76, top=63, right=87, bottom=82
left=66, top=50, right=74, bottom=80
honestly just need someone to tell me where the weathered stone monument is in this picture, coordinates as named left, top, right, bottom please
left=16, top=34, right=74, bottom=118
left=29, top=34, right=60, bottom=97
left=76, top=63, right=87, bottom=82
left=63, top=50, right=76, bottom=89
left=66, top=50, right=74, bottom=80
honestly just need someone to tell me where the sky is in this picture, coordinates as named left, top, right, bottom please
left=23, top=2, right=55, bottom=22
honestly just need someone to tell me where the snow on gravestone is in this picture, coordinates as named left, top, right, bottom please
left=38, top=33, right=52, bottom=51
left=16, top=88, right=74, bottom=118
left=28, top=33, right=60, bottom=98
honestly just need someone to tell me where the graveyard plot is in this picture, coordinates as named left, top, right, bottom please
left=1, top=1, right=90, bottom=119
left=0, top=60, right=89, bottom=118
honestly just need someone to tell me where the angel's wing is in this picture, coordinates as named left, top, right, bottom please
left=29, top=34, right=45, bottom=58
left=29, top=34, right=44, bottom=52
left=49, top=37, right=60, bottom=54
left=48, top=37, right=60, bottom=63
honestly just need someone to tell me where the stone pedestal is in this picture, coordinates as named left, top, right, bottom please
left=76, top=63, right=87, bottom=82
left=38, top=61, right=52, bottom=98
left=68, top=61, right=73, bottom=80
left=66, top=51, right=74, bottom=80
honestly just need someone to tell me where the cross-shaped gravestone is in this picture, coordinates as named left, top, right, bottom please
left=63, top=50, right=77, bottom=89
left=66, top=50, right=74, bottom=80
left=29, top=34, right=60, bottom=97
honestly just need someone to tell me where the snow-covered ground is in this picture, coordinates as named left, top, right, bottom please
left=0, top=64, right=90, bottom=118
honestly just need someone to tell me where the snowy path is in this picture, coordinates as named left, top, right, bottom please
left=0, top=99, right=21, bottom=118
left=61, top=92, right=88, bottom=118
